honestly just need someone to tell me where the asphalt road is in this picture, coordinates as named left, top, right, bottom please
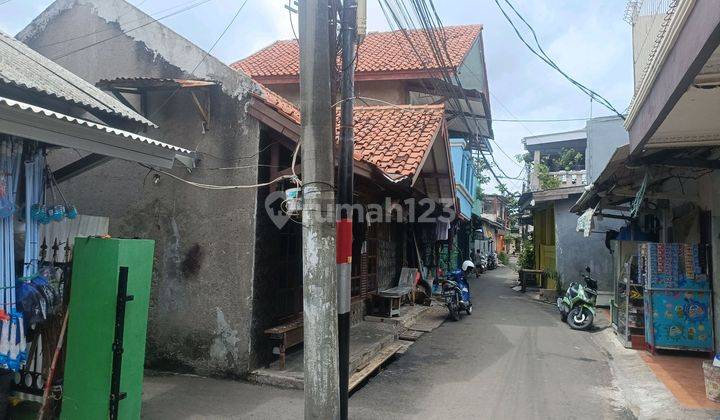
left=349, top=266, right=634, bottom=420
left=142, top=266, right=634, bottom=419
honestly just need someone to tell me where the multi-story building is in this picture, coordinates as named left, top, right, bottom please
left=235, top=25, right=495, bottom=274
left=479, top=194, right=510, bottom=253
left=519, top=116, right=628, bottom=303
left=233, top=25, right=493, bottom=151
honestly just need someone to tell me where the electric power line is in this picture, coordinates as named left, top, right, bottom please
left=38, top=0, right=209, bottom=49
left=148, top=0, right=250, bottom=119
left=493, top=117, right=589, bottom=123
left=493, top=0, right=625, bottom=120
left=51, top=0, right=214, bottom=60
left=377, top=0, right=522, bottom=195
left=423, top=0, right=518, bottom=192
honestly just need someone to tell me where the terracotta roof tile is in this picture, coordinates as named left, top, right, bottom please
left=254, top=83, right=301, bottom=124
left=348, top=104, right=445, bottom=179
left=232, top=25, right=481, bottom=80
left=252, top=86, right=445, bottom=180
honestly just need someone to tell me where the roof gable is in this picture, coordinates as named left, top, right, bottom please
left=232, top=24, right=482, bottom=82
left=17, top=0, right=258, bottom=100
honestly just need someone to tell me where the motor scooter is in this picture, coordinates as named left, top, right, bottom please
left=487, top=252, right=498, bottom=270
left=474, top=250, right=487, bottom=274
left=557, top=266, right=598, bottom=330
left=441, top=261, right=474, bottom=321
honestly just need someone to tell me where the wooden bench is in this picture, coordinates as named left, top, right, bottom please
left=264, top=318, right=303, bottom=370
left=372, top=268, right=417, bottom=317
left=518, top=269, right=544, bottom=292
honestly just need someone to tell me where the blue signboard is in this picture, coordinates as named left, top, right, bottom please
left=647, top=290, right=713, bottom=351
left=642, top=243, right=714, bottom=352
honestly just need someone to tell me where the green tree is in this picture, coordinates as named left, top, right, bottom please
left=472, top=154, right=491, bottom=199
left=555, top=148, right=584, bottom=171
left=537, top=162, right=560, bottom=189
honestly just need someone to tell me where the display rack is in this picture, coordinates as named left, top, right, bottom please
left=642, top=243, right=714, bottom=353
left=613, top=241, right=645, bottom=348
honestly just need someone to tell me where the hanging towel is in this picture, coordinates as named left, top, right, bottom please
left=436, top=219, right=449, bottom=241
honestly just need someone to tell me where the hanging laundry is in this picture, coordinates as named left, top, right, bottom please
left=436, top=219, right=450, bottom=241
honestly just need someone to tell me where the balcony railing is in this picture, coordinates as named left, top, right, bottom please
left=548, top=170, right=587, bottom=188
left=530, top=169, right=587, bottom=192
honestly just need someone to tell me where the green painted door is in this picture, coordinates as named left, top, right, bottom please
left=61, top=238, right=154, bottom=420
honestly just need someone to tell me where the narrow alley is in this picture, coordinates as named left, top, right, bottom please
left=349, top=266, right=632, bottom=419
left=3, top=1, right=720, bottom=418
left=140, top=266, right=633, bottom=419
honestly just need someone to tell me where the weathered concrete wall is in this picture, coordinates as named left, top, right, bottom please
left=632, top=13, right=668, bottom=89
left=585, top=116, right=629, bottom=183
left=21, top=0, right=261, bottom=376
left=554, top=196, right=622, bottom=303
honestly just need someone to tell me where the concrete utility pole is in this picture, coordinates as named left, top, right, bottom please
left=299, top=0, right=340, bottom=418
left=337, top=1, right=358, bottom=419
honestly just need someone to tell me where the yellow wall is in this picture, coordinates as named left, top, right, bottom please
left=533, top=206, right=557, bottom=288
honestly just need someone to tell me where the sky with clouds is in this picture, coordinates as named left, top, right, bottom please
left=0, top=0, right=634, bottom=193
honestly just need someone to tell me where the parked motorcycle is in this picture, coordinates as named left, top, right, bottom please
left=557, top=266, right=598, bottom=330
left=487, top=252, right=498, bottom=270
left=441, top=261, right=474, bottom=321
left=474, top=250, right=487, bottom=274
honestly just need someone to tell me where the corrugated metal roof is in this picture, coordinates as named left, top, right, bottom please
left=0, top=30, right=156, bottom=127
left=0, top=95, right=192, bottom=155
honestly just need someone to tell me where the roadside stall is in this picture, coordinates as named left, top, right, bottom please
left=641, top=242, right=713, bottom=353
left=612, top=240, right=644, bottom=348
left=0, top=31, right=194, bottom=418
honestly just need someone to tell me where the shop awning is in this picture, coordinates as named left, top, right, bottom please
left=0, top=95, right=196, bottom=168
left=571, top=141, right=717, bottom=216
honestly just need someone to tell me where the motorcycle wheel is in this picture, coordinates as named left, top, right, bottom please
left=567, top=307, right=594, bottom=330
left=466, top=304, right=473, bottom=315
left=448, top=304, right=461, bottom=321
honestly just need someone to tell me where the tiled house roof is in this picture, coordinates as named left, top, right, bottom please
left=253, top=86, right=445, bottom=180
left=232, top=25, right=481, bottom=81
left=351, top=105, right=445, bottom=179
left=255, top=84, right=301, bottom=124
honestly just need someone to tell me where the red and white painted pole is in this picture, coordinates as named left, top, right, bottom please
left=337, top=0, right=358, bottom=418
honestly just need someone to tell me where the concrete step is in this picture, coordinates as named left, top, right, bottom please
left=248, top=321, right=401, bottom=389
left=364, top=304, right=432, bottom=328
left=247, top=368, right=303, bottom=390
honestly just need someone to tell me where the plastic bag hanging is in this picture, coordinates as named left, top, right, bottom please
left=0, top=309, right=26, bottom=372
left=24, top=148, right=46, bottom=277
left=43, top=163, right=78, bottom=223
